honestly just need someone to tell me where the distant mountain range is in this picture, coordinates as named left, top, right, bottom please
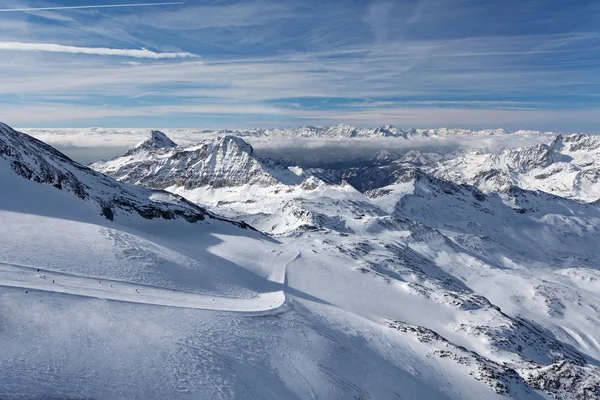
left=93, top=127, right=600, bottom=202
left=150, top=124, right=560, bottom=138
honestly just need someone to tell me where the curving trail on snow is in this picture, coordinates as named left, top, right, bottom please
left=0, top=253, right=299, bottom=312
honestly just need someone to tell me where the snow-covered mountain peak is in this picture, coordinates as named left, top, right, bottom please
left=503, top=142, right=556, bottom=172
left=371, top=149, right=395, bottom=164
left=213, top=134, right=255, bottom=154
left=132, top=130, right=178, bottom=152
left=558, top=132, right=600, bottom=153
left=549, top=134, right=565, bottom=151
left=372, top=124, right=402, bottom=137
left=93, top=134, right=303, bottom=190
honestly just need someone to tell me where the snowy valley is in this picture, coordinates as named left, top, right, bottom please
left=1, top=123, right=600, bottom=399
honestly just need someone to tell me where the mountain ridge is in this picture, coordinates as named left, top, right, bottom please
left=0, top=122, right=254, bottom=229
left=93, top=132, right=304, bottom=189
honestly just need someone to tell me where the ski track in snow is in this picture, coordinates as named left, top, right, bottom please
left=268, top=248, right=300, bottom=285
left=0, top=257, right=296, bottom=312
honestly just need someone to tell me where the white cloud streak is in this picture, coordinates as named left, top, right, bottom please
left=0, top=2, right=183, bottom=13
left=0, top=41, right=196, bottom=59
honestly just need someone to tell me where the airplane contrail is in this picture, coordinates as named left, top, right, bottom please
left=0, top=41, right=196, bottom=58
left=0, top=2, right=184, bottom=13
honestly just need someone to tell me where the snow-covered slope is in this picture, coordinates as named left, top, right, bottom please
left=165, top=167, right=600, bottom=399
left=3, top=123, right=600, bottom=399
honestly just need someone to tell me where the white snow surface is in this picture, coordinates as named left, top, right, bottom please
left=2, top=125, right=600, bottom=399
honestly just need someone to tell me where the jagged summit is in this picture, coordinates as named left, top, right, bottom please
left=131, top=130, right=178, bottom=152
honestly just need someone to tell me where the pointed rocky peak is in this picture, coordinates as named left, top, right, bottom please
left=404, top=128, right=418, bottom=137
left=373, top=125, right=395, bottom=137
left=549, top=134, right=564, bottom=151
left=216, top=135, right=254, bottom=154
left=93, top=133, right=303, bottom=190
left=372, top=125, right=400, bottom=137
left=135, top=130, right=178, bottom=151
left=372, top=149, right=394, bottom=164
left=501, top=143, right=556, bottom=173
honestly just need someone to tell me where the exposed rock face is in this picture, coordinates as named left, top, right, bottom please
left=386, top=320, right=530, bottom=396
left=525, top=361, right=600, bottom=400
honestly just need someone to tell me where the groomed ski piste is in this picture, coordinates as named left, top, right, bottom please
left=0, top=138, right=298, bottom=310
left=0, top=171, right=296, bottom=313
left=0, top=258, right=290, bottom=312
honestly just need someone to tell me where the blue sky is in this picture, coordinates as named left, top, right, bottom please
left=1, top=0, right=600, bottom=130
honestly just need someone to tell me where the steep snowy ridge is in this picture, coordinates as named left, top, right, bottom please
left=0, top=122, right=254, bottom=227
left=93, top=132, right=303, bottom=189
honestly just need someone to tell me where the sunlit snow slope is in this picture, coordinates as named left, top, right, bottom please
left=2, top=125, right=600, bottom=399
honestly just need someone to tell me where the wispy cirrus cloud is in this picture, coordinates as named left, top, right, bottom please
left=0, top=0, right=600, bottom=130
left=0, top=41, right=196, bottom=59
left=0, top=2, right=183, bottom=13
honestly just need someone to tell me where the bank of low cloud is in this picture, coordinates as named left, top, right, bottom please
left=23, top=127, right=556, bottom=166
